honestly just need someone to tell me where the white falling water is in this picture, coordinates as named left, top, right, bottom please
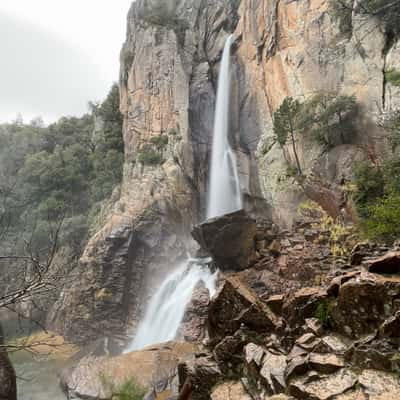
left=126, top=258, right=217, bottom=352
left=207, top=34, right=242, bottom=220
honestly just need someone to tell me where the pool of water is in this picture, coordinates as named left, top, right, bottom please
left=11, top=351, right=67, bottom=400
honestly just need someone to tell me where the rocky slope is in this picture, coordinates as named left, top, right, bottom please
left=49, top=0, right=400, bottom=344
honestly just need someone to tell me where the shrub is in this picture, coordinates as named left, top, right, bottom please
left=112, top=379, right=146, bottom=400
left=361, top=192, right=400, bottom=243
left=386, top=69, right=400, bottom=87
left=315, top=300, right=334, bottom=329
left=137, top=144, right=163, bottom=166
left=353, top=162, right=385, bottom=217
left=149, top=135, right=168, bottom=150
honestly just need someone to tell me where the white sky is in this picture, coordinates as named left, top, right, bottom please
left=0, top=0, right=133, bottom=124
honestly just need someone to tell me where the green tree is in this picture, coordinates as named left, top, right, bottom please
left=300, top=93, right=358, bottom=148
left=273, top=97, right=303, bottom=175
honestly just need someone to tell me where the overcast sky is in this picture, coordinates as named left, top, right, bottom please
left=0, top=0, right=133, bottom=124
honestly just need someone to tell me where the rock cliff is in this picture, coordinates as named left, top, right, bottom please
left=49, top=0, right=400, bottom=343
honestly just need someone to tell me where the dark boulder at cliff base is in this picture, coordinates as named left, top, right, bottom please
left=191, top=210, right=257, bottom=271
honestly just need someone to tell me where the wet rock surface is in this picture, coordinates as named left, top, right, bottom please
left=191, top=210, right=257, bottom=271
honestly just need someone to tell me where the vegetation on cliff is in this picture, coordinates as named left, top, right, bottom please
left=354, top=112, right=400, bottom=242
left=0, top=84, right=124, bottom=259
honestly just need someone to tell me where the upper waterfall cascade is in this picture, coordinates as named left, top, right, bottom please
left=207, top=34, right=242, bottom=220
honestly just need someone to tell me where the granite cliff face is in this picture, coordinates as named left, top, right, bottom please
left=49, top=0, right=400, bottom=342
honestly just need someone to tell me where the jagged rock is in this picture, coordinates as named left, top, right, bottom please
left=179, top=284, right=211, bottom=342
left=314, top=335, right=348, bottom=355
left=266, top=294, right=284, bottom=315
left=308, top=353, right=344, bottom=374
left=333, top=273, right=400, bottom=338
left=296, top=333, right=320, bottom=351
left=282, top=287, right=328, bottom=333
left=60, top=342, right=196, bottom=399
left=379, top=311, right=400, bottom=338
left=259, top=350, right=287, bottom=393
left=178, top=355, right=222, bottom=400
left=358, top=369, right=400, bottom=397
left=208, top=277, right=280, bottom=341
left=304, top=318, right=323, bottom=337
left=367, top=252, right=400, bottom=274
left=244, top=343, right=265, bottom=367
left=213, top=334, right=246, bottom=365
left=289, top=369, right=357, bottom=400
left=211, top=381, right=252, bottom=400
left=191, top=210, right=257, bottom=271
left=345, top=337, right=400, bottom=371
left=285, top=356, right=309, bottom=380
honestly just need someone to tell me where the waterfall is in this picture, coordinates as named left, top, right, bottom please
left=125, top=35, right=240, bottom=353
left=125, top=258, right=217, bottom=352
left=207, top=34, right=242, bottom=220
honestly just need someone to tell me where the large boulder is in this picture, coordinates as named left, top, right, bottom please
left=60, top=342, right=197, bottom=399
left=333, top=272, right=400, bottom=338
left=207, top=277, right=280, bottom=342
left=191, top=210, right=257, bottom=271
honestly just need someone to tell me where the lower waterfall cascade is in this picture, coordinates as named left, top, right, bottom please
left=125, top=258, right=217, bottom=352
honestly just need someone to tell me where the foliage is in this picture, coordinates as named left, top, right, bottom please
left=315, top=300, right=334, bottom=329
left=298, top=200, right=358, bottom=257
left=149, top=135, right=169, bottom=150
left=0, top=83, right=124, bottom=257
left=273, top=94, right=358, bottom=175
left=353, top=111, right=400, bottom=243
left=360, top=192, right=400, bottom=242
left=353, top=161, right=385, bottom=216
left=386, top=69, right=400, bottom=87
left=100, top=375, right=145, bottom=400
left=300, top=93, right=358, bottom=148
left=385, top=111, right=400, bottom=152
left=273, top=97, right=303, bottom=175
left=111, top=379, right=146, bottom=400
left=137, top=144, right=164, bottom=166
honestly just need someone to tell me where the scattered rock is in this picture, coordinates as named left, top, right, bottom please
left=211, top=381, right=252, bottom=400
left=358, top=369, right=400, bottom=397
left=379, top=311, right=400, bottom=338
left=208, top=277, right=279, bottom=341
left=289, top=369, right=357, bottom=400
left=367, top=251, right=400, bottom=274
left=260, top=350, right=287, bottom=393
left=191, top=210, right=257, bottom=271
left=308, top=353, right=344, bottom=374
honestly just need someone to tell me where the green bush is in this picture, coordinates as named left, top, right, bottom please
left=353, top=161, right=385, bottom=217
left=361, top=192, right=400, bottom=243
left=149, top=135, right=168, bottom=150
left=111, top=378, right=146, bottom=400
left=137, top=144, right=164, bottom=166
left=386, top=69, right=400, bottom=87
left=315, top=300, right=334, bottom=329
